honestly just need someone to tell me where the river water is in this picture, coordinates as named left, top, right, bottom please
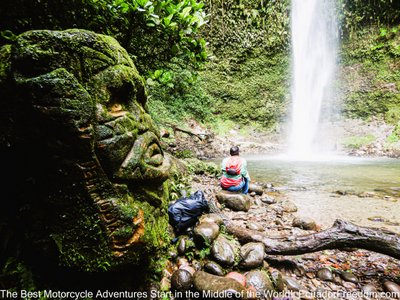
left=242, top=155, right=400, bottom=233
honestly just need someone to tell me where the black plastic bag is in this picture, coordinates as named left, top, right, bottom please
left=168, top=190, right=209, bottom=234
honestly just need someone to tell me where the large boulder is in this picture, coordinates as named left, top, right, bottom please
left=216, top=191, right=251, bottom=212
left=211, top=236, right=236, bottom=267
left=0, top=29, right=172, bottom=280
left=239, top=243, right=265, bottom=270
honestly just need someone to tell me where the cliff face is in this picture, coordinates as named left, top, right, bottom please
left=197, top=0, right=400, bottom=147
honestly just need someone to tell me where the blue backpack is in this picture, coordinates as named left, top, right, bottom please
left=168, top=190, right=209, bottom=233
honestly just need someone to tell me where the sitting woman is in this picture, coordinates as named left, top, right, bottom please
left=219, top=146, right=251, bottom=194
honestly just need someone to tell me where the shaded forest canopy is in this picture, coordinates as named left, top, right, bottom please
left=0, top=0, right=400, bottom=149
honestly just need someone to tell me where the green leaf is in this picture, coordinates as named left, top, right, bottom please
left=153, top=69, right=163, bottom=79
left=181, top=6, right=192, bottom=18
left=163, top=14, right=174, bottom=26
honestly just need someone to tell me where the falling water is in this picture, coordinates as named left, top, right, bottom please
left=288, top=0, right=338, bottom=159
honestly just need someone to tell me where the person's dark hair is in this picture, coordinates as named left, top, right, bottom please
left=230, top=146, right=239, bottom=156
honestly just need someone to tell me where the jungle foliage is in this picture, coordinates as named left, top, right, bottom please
left=0, top=0, right=207, bottom=76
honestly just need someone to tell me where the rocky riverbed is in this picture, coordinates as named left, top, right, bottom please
left=160, top=175, right=400, bottom=300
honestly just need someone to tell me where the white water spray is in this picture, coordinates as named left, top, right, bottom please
left=288, top=0, right=338, bottom=159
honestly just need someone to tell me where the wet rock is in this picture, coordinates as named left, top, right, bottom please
left=180, top=265, right=196, bottom=276
left=281, top=200, right=298, bottom=212
left=204, top=261, right=225, bottom=276
left=284, top=277, right=302, bottom=291
left=361, top=283, right=378, bottom=296
left=270, top=270, right=285, bottom=292
left=245, top=270, right=274, bottom=297
left=211, top=236, right=236, bottom=267
left=194, top=222, right=220, bottom=246
left=177, top=237, right=187, bottom=255
left=340, top=271, right=358, bottom=283
left=226, top=272, right=246, bottom=287
left=193, top=271, right=245, bottom=297
left=239, top=242, right=265, bottom=270
left=216, top=191, right=251, bottom=212
left=317, top=267, right=333, bottom=282
left=171, top=269, right=193, bottom=291
left=246, top=223, right=264, bottom=231
left=248, top=184, right=263, bottom=195
left=383, top=281, right=400, bottom=298
left=260, top=195, right=276, bottom=204
left=292, top=216, right=317, bottom=231
left=200, top=213, right=224, bottom=225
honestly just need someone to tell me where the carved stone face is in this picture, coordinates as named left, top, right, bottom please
left=0, top=29, right=171, bottom=271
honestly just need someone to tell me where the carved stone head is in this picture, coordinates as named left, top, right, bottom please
left=0, top=29, right=171, bottom=272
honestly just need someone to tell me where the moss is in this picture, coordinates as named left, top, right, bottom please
left=184, top=158, right=219, bottom=176
left=341, top=134, right=376, bottom=150
left=341, top=25, right=400, bottom=127
left=0, top=44, right=11, bottom=83
left=201, top=53, right=290, bottom=130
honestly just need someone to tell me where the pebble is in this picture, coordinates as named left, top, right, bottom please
left=340, top=271, right=358, bottom=283
left=284, top=276, right=302, bottom=291
left=317, top=267, right=334, bottom=282
left=177, top=237, right=186, bottom=255
left=361, top=283, right=378, bottom=296
left=246, top=223, right=264, bottom=231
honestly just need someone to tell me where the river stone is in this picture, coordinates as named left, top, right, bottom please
left=281, top=200, right=298, bottom=212
left=180, top=265, right=196, bottom=275
left=260, top=195, right=276, bottom=204
left=204, top=261, right=225, bottom=276
left=239, top=242, right=265, bottom=269
left=383, top=281, right=400, bottom=298
left=270, top=270, right=285, bottom=292
left=248, top=184, right=264, bottom=195
left=200, top=213, right=224, bottom=225
left=177, top=236, right=187, bottom=255
left=216, top=191, right=251, bottom=212
left=171, top=269, right=193, bottom=291
left=245, top=270, right=275, bottom=297
left=340, top=271, right=358, bottom=283
left=284, top=277, right=302, bottom=291
left=226, top=272, right=246, bottom=287
left=317, top=267, right=333, bottom=282
left=292, top=216, right=317, bottom=230
left=361, top=283, right=378, bottom=296
left=194, top=222, right=220, bottom=246
left=211, top=236, right=236, bottom=267
left=193, top=271, right=245, bottom=297
left=246, top=223, right=264, bottom=231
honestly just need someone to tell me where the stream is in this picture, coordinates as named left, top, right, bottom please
left=243, top=155, right=400, bottom=233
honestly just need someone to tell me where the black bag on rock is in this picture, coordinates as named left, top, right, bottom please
left=168, top=190, right=209, bottom=233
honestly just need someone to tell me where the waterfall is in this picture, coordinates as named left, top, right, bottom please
left=288, top=0, right=338, bottom=159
